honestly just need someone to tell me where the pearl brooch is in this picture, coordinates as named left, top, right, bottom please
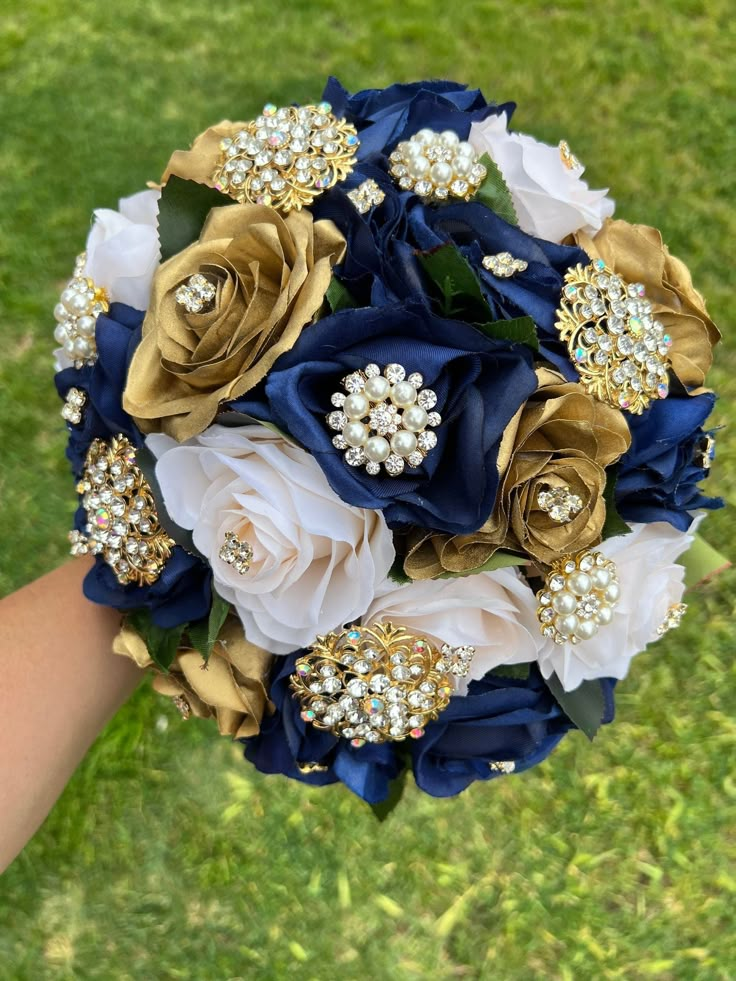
left=327, top=363, right=441, bottom=476
left=175, top=273, right=217, bottom=314
left=556, top=260, right=672, bottom=413
left=558, top=140, right=581, bottom=171
left=482, top=252, right=528, bottom=278
left=388, top=129, right=487, bottom=203
left=61, top=387, right=87, bottom=426
left=53, top=252, right=109, bottom=368
left=657, top=602, right=687, bottom=637
left=537, top=549, right=620, bottom=645
left=219, top=530, right=253, bottom=575
left=346, top=178, right=386, bottom=214
left=537, top=484, right=583, bottom=524
left=211, top=101, right=360, bottom=213
left=290, top=622, right=458, bottom=745
left=71, top=435, right=175, bottom=586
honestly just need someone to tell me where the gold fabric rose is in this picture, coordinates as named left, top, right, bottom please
left=404, top=370, right=631, bottom=577
left=113, top=616, right=273, bottom=738
left=123, top=203, right=346, bottom=441
left=571, top=219, right=720, bottom=390
left=161, top=121, right=243, bottom=188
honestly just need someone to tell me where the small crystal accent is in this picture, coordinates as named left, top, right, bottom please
left=537, top=484, right=584, bottom=523
left=489, top=760, right=516, bottom=774
left=482, top=252, right=528, bottom=278
left=219, top=531, right=253, bottom=575
left=657, top=602, right=687, bottom=637
left=558, top=140, right=581, bottom=170
left=61, top=387, right=86, bottom=425
left=347, top=178, right=386, bottom=214
left=175, top=273, right=217, bottom=314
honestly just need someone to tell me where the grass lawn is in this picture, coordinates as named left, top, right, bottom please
left=1, top=1, right=735, bottom=978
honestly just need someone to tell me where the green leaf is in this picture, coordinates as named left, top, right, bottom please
left=601, top=468, right=631, bottom=540
left=475, top=153, right=518, bottom=225
left=417, top=242, right=491, bottom=320
left=325, top=276, right=358, bottom=313
left=158, top=175, right=235, bottom=261
left=126, top=609, right=185, bottom=673
left=683, top=533, right=731, bottom=588
left=491, top=662, right=531, bottom=680
left=369, top=766, right=410, bottom=822
left=134, top=443, right=202, bottom=557
left=387, top=555, right=412, bottom=585
left=437, top=549, right=528, bottom=580
left=544, top=673, right=606, bottom=741
left=187, top=589, right=231, bottom=663
left=474, top=315, right=539, bottom=351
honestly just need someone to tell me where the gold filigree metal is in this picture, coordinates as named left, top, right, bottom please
left=556, top=260, right=672, bottom=414
left=72, top=435, right=175, bottom=586
left=211, top=101, right=360, bottom=213
left=290, top=622, right=460, bottom=746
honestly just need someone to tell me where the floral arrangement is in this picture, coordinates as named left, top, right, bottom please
left=55, top=78, right=725, bottom=809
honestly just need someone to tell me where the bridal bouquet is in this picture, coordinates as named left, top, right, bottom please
left=54, top=78, right=724, bottom=806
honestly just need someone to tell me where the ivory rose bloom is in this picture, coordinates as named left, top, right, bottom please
left=469, top=113, right=614, bottom=242
left=148, top=424, right=395, bottom=655
left=124, top=203, right=345, bottom=441
left=84, top=188, right=161, bottom=310
left=364, top=569, right=544, bottom=695
left=536, top=520, right=698, bottom=691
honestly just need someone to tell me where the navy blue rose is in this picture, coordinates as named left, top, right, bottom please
left=243, top=653, right=404, bottom=804
left=235, top=301, right=537, bottom=534
left=323, top=76, right=513, bottom=161
left=616, top=390, right=723, bottom=531
left=57, top=303, right=212, bottom=628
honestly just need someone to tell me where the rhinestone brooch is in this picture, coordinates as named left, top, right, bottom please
left=389, top=128, right=487, bottom=203
left=53, top=252, right=109, bottom=367
left=219, top=531, right=253, bottom=575
left=61, top=387, right=87, bottom=426
left=211, top=101, right=359, bottom=212
left=558, top=140, right=581, bottom=170
left=327, top=363, right=441, bottom=476
left=346, top=178, right=386, bottom=214
left=657, top=602, right=687, bottom=637
left=537, top=484, right=583, bottom=524
left=175, top=273, right=217, bottom=314
left=290, top=622, right=474, bottom=746
left=482, top=252, right=528, bottom=278
left=537, top=549, right=621, bottom=645
left=70, top=435, right=175, bottom=586
left=556, top=260, right=672, bottom=413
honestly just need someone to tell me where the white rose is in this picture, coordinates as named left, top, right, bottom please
left=83, top=188, right=161, bottom=310
left=469, top=113, right=614, bottom=243
left=148, top=424, right=395, bottom=655
left=364, top=569, right=543, bottom=695
left=537, top=520, right=698, bottom=691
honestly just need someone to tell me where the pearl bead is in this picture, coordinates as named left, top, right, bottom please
left=54, top=302, right=68, bottom=323
left=76, top=315, right=96, bottom=338
left=390, top=430, right=417, bottom=458
left=591, top=567, right=611, bottom=589
left=552, top=590, right=577, bottom=615
left=573, top=619, right=598, bottom=641
left=429, top=161, right=453, bottom=186
left=365, top=435, right=390, bottom=463
left=440, top=129, right=460, bottom=147
left=568, top=571, right=592, bottom=596
left=555, top=613, right=579, bottom=637
left=407, top=156, right=430, bottom=180
left=390, top=381, right=417, bottom=408
left=53, top=324, right=68, bottom=344
left=595, top=604, right=613, bottom=625
left=67, top=292, right=90, bottom=315
left=72, top=337, right=91, bottom=358
left=455, top=141, right=475, bottom=158
left=364, top=375, right=391, bottom=401
left=401, top=405, right=428, bottom=432
left=64, top=338, right=76, bottom=354
left=343, top=393, right=369, bottom=420
left=453, top=156, right=474, bottom=178
left=343, top=422, right=368, bottom=447
left=415, top=129, right=435, bottom=145
left=604, top=582, right=620, bottom=603
left=60, top=287, right=78, bottom=309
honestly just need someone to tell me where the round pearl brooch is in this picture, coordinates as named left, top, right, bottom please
left=53, top=253, right=109, bottom=368
left=290, top=623, right=474, bottom=745
left=536, top=549, right=620, bottom=645
left=388, top=128, right=487, bottom=202
left=211, top=101, right=360, bottom=213
left=327, top=363, right=442, bottom=476
left=556, top=260, right=672, bottom=414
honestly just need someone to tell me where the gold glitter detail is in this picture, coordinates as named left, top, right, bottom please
left=559, top=140, right=581, bottom=170
left=290, top=622, right=458, bottom=745
left=74, top=435, right=175, bottom=586
left=211, top=101, right=359, bottom=213
left=556, top=261, right=672, bottom=414
left=657, top=602, right=687, bottom=636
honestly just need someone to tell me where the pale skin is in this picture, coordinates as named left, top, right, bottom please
left=0, top=557, right=143, bottom=873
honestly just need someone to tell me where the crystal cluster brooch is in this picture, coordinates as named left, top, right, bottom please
left=327, top=363, right=441, bottom=476
left=211, top=101, right=359, bottom=212
left=556, top=260, right=672, bottom=413
left=290, top=622, right=475, bottom=745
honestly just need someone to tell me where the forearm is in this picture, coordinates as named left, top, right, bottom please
left=0, top=557, right=142, bottom=872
